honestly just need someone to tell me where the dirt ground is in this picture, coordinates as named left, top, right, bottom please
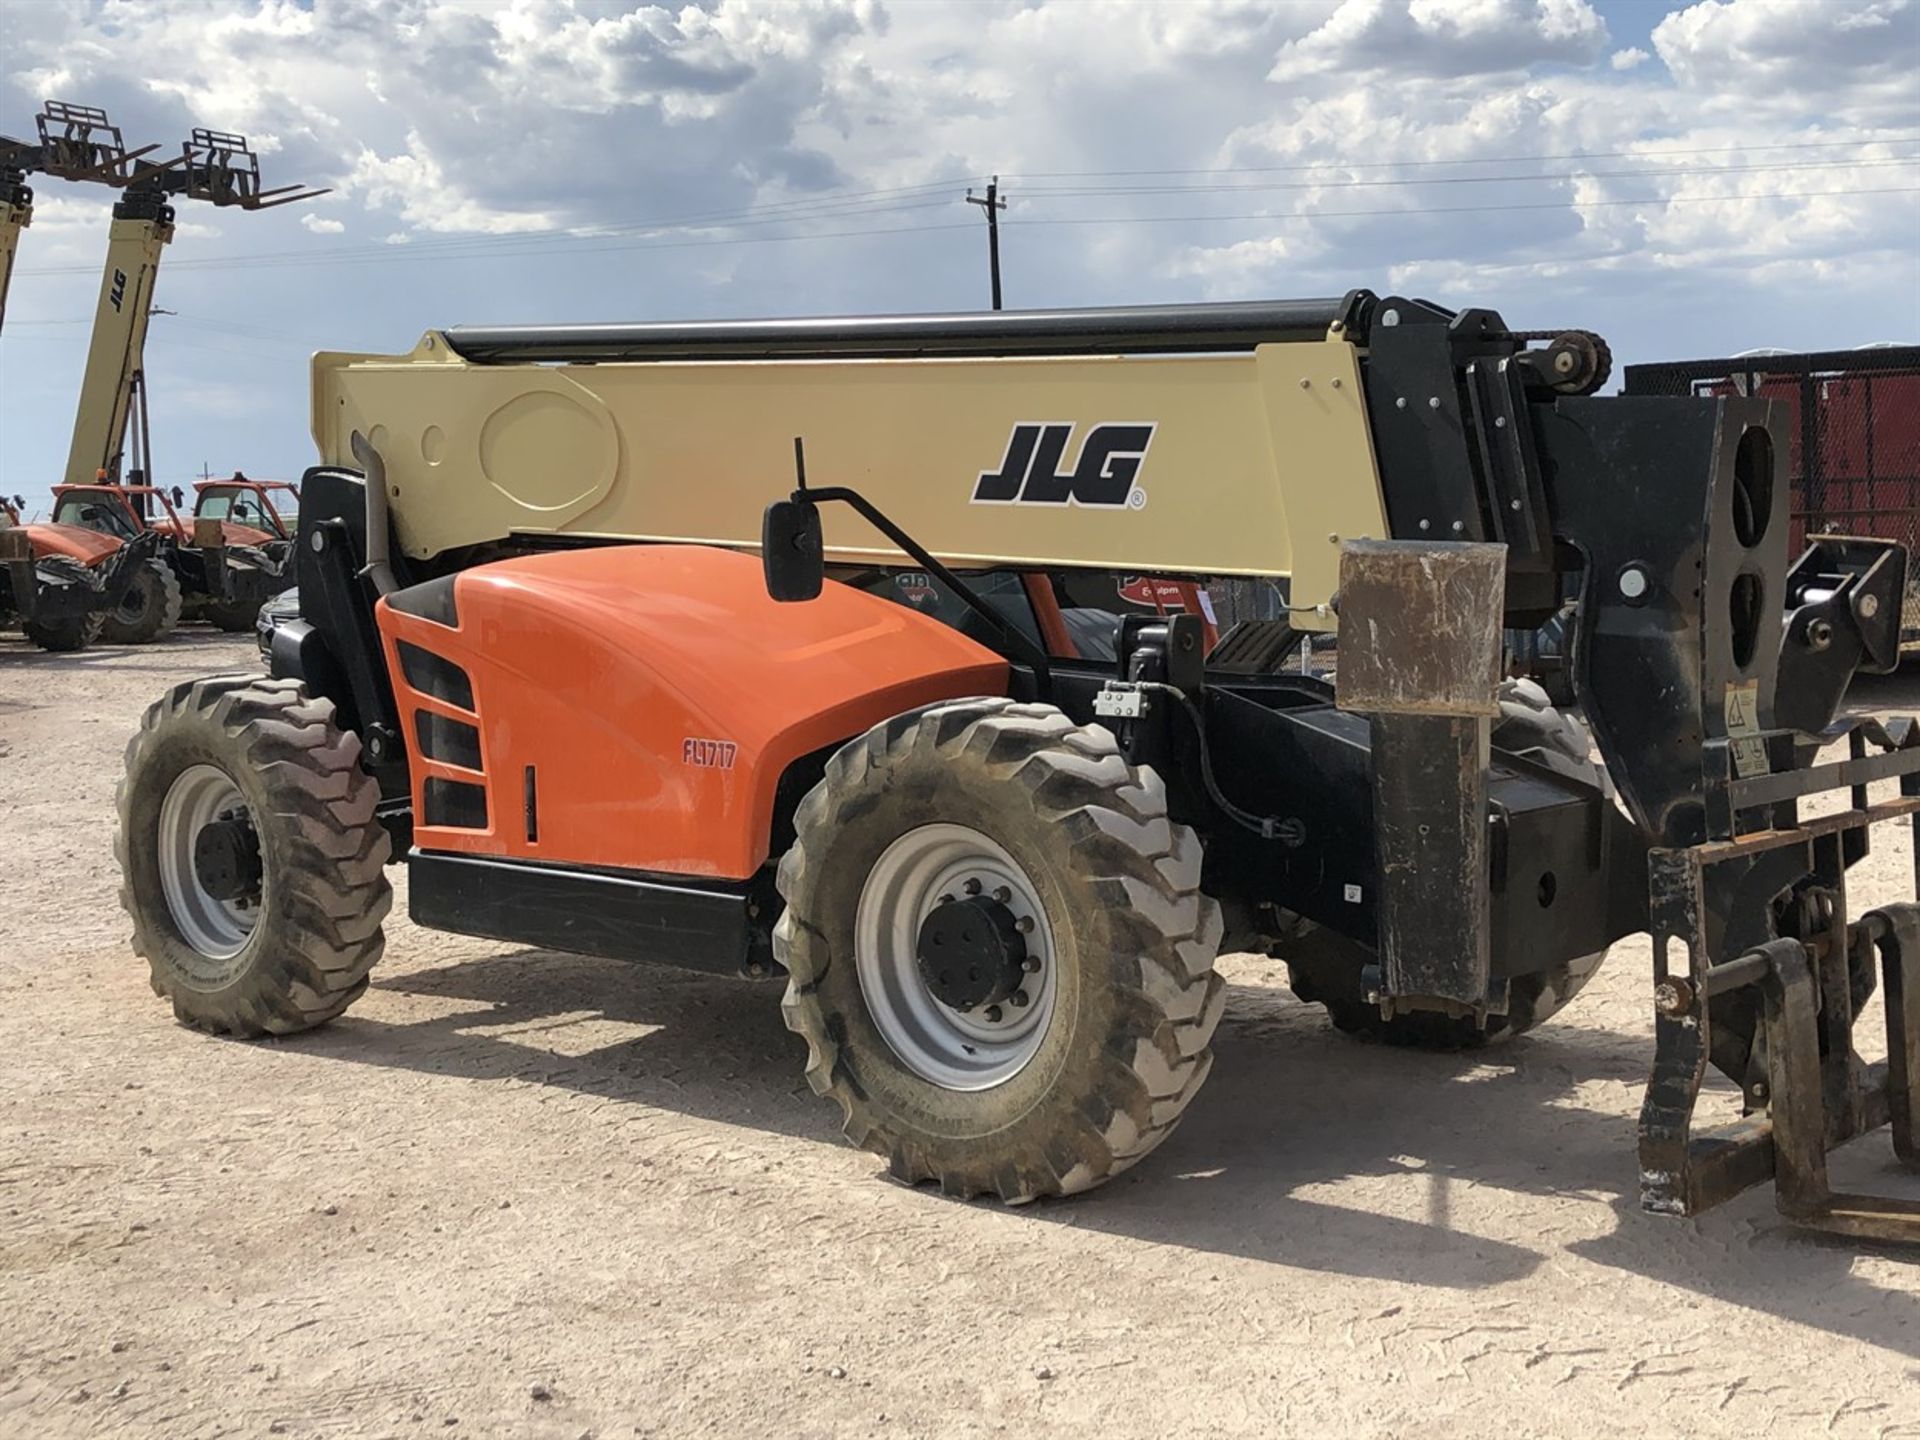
left=2, top=631, right=1918, bottom=1440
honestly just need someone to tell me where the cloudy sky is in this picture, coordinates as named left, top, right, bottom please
left=1, top=0, right=1916, bottom=508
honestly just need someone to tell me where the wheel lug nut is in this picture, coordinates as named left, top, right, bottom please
left=993, top=886, right=1011, bottom=904
left=964, top=879, right=982, bottom=896
left=1022, top=956, right=1040, bottom=973
left=1015, top=916, right=1034, bottom=935
left=938, top=893, right=955, bottom=906
left=1012, top=990, right=1030, bottom=1008
left=984, top=1005, right=1003, bottom=1022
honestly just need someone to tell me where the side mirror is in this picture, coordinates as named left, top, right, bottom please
left=171, top=485, right=186, bottom=507
left=762, top=498, right=823, bottom=602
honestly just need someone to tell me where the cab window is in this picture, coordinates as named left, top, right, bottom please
left=825, top=566, right=1044, bottom=653
left=54, top=493, right=139, bottom=539
left=820, top=564, right=1292, bottom=666
left=198, top=486, right=289, bottom=536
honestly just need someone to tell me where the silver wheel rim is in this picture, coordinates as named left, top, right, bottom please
left=854, top=823, right=1058, bottom=1091
left=116, top=578, right=148, bottom=624
left=157, top=764, right=259, bottom=960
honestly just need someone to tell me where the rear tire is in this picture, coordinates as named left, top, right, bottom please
left=775, top=697, right=1225, bottom=1201
left=20, top=555, right=105, bottom=652
left=1284, top=679, right=1609, bottom=1049
left=102, top=558, right=183, bottom=645
left=116, top=675, right=392, bottom=1036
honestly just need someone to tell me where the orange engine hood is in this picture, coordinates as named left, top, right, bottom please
left=213, top=520, right=277, bottom=547
left=375, top=544, right=1011, bottom=879
left=20, top=522, right=122, bottom=567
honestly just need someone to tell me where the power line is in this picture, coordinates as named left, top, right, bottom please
left=142, top=183, right=1920, bottom=269
left=16, top=137, right=1913, bottom=279
left=1013, top=156, right=1918, bottom=199
left=285, top=183, right=974, bottom=259
left=1002, top=134, right=1920, bottom=180
left=5, top=181, right=1912, bottom=296
left=15, top=184, right=984, bottom=277
left=154, top=336, right=305, bottom=363
left=1000, top=185, right=1920, bottom=229
left=4, top=313, right=315, bottom=339
left=16, top=156, right=1911, bottom=279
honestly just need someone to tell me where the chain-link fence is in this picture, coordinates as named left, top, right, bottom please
left=1624, top=346, right=1920, bottom=641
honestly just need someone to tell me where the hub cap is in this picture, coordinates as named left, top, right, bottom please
left=116, top=584, right=148, bottom=624
left=157, top=765, right=261, bottom=960
left=916, top=895, right=1028, bottom=1012
left=854, top=824, right=1057, bottom=1090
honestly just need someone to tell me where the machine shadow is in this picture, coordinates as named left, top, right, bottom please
left=0, top=630, right=253, bottom=669
left=294, top=945, right=1918, bottom=1351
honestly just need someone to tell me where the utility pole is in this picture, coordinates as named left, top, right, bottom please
left=965, top=176, right=1006, bottom=311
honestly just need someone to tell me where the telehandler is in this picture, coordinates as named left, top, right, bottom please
left=0, top=491, right=157, bottom=651
left=117, top=293, right=1920, bottom=1238
left=46, top=479, right=293, bottom=639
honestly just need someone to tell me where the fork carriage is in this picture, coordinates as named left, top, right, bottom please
left=1640, top=739, right=1920, bottom=1240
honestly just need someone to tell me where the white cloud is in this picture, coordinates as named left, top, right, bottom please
left=1160, top=0, right=1917, bottom=320
left=1, top=0, right=880, bottom=241
left=300, top=213, right=345, bottom=235
left=1270, top=0, right=1609, bottom=81
left=1653, top=0, right=1918, bottom=121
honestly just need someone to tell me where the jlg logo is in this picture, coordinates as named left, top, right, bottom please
left=972, top=422, right=1155, bottom=509
left=108, top=268, right=128, bottom=313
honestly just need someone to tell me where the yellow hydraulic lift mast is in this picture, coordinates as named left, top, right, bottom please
left=66, top=188, right=173, bottom=485
left=0, top=101, right=325, bottom=487
left=0, top=165, right=29, bottom=329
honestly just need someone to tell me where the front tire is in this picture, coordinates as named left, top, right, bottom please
left=775, top=698, right=1225, bottom=1201
left=116, top=675, right=392, bottom=1036
left=21, top=555, right=105, bottom=652
left=102, top=558, right=183, bottom=645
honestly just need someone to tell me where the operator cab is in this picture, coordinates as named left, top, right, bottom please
left=193, top=476, right=299, bottom=540
left=53, top=488, right=142, bottom=539
left=827, top=564, right=1254, bottom=666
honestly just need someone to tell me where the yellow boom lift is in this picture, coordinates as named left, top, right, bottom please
left=0, top=101, right=323, bottom=642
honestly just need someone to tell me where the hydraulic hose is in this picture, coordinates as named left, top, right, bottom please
left=1131, top=681, right=1294, bottom=842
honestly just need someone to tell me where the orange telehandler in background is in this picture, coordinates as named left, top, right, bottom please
left=0, top=491, right=157, bottom=650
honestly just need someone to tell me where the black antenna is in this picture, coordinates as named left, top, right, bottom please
left=792, top=435, right=809, bottom=493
